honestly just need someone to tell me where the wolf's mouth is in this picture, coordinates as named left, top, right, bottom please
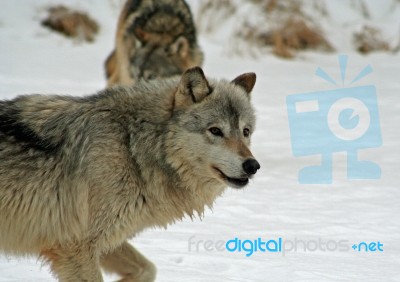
left=213, top=167, right=249, bottom=189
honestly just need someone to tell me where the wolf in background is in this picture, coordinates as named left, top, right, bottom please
left=105, top=0, right=204, bottom=86
left=0, top=67, right=260, bottom=281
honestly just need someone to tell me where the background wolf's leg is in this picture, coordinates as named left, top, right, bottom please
left=100, top=241, right=156, bottom=282
left=42, top=245, right=103, bottom=282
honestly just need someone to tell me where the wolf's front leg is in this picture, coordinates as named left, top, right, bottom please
left=42, top=245, right=103, bottom=282
left=100, top=241, right=156, bottom=282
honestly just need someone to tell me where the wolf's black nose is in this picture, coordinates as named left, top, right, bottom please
left=243, top=159, right=260, bottom=175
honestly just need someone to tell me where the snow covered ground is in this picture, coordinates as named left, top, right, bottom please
left=0, top=0, right=399, bottom=281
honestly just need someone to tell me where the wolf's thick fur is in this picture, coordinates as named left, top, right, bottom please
left=105, top=0, right=203, bottom=87
left=0, top=68, right=259, bottom=281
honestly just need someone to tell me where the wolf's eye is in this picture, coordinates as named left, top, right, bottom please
left=243, top=128, right=250, bottom=137
left=209, top=127, right=224, bottom=137
left=143, top=71, right=157, bottom=80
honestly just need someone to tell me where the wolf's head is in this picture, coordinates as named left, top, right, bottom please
left=105, top=36, right=203, bottom=86
left=167, top=67, right=260, bottom=189
left=130, top=36, right=203, bottom=81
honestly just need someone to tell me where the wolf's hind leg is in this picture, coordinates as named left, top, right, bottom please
left=100, top=241, right=156, bottom=282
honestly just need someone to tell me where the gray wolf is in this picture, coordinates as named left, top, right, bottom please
left=0, top=67, right=260, bottom=281
left=105, top=0, right=203, bottom=87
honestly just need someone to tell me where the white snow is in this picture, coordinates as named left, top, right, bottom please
left=0, top=0, right=399, bottom=281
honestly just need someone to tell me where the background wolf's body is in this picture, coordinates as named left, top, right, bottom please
left=0, top=69, right=257, bottom=281
left=105, top=0, right=203, bottom=86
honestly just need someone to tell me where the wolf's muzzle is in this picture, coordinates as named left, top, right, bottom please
left=243, top=159, right=260, bottom=175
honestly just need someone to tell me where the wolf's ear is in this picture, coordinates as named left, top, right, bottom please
left=232, top=73, right=256, bottom=95
left=104, top=50, right=116, bottom=79
left=169, top=36, right=189, bottom=58
left=175, top=67, right=211, bottom=109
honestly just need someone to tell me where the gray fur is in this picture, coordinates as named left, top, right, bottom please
left=0, top=68, right=258, bottom=281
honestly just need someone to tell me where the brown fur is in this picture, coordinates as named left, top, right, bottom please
left=105, top=0, right=203, bottom=87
